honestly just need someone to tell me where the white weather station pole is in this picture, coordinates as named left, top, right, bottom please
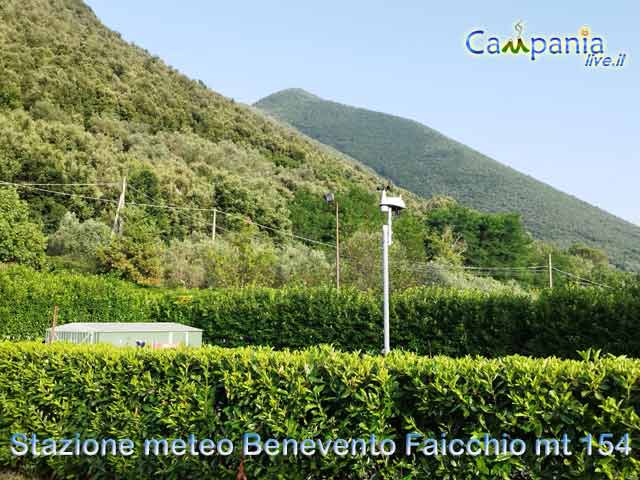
left=379, top=186, right=406, bottom=355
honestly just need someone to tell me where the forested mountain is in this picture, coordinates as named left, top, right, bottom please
left=0, top=0, right=634, bottom=291
left=0, top=0, right=421, bottom=242
left=255, top=89, right=640, bottom=271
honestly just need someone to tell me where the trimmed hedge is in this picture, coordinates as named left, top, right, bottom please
left=1, top=265, right=639, bottom=358
left=1, top=343, right=640, bottom=478
left=0, top=265, right=159, bottom=339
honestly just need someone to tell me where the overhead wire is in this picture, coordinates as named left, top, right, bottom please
left=0, top=180, right=336, bottom=248
left=0, top=182, right=119, bottom=187
left=0, top=180, right=618, bottom=289
left=552, top=267, right=613, bottom=289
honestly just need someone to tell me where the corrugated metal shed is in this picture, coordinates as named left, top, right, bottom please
left=46, top=322, right=202, bottom=347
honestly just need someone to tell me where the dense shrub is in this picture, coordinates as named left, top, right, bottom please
left=161, top=230, right=333, bottom=289
left=273, top=243, right=333, bottom=287
left=1, top=265, right=639, bottom=359
left=425, top=203, right=532, bottom=268
left=96, top=207, right=164, bottom=286
left=0, top=187, right=46, bottom=268
left=1, top=343, right=639, bottom=478
left=341, top=230, right=428, bottom=291
left=0, top=265, right=158, bottom=339
left=47, top=212, right=111, bottom=258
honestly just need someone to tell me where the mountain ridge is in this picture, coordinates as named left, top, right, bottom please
left=0, top=0, right=429, bottom=247
left=255, top=88, right=640, bottom=270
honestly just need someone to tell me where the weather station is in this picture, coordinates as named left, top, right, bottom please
left=378, top=185, right=406, bottom=355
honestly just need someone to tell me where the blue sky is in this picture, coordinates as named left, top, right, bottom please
left=86, top=1, right=639, bottom=226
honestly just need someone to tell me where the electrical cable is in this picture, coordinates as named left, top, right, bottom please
left=0, top=180, right=335, bottom=248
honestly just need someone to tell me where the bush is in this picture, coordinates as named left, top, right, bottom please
left=1, top=343, right=639, bottom=478
left=342, top=230, right=423, bottom=291
left=204, top=227, right=278, bottom=288
left=162, top=230, right=332, bottom=289
left=424, top=202, right=532, bottom=268
left=154, top=283, right=640, bottom=358
left=1, top=265, right=639, bottom=359
left=0, top=265, right=159, bottom=339
left=47, top=212, right=111, bottom=259
left=96, top=207, right=163, bottom=286
left=162, top=237, right=209, bottom=288
left=0, top=188, right=46, bottom=268
left=273, top=243, right=332, bottom=287
left=163, top=229, right=279, bottom=289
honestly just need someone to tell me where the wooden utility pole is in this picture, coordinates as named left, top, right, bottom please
left=112, top=176, right=127, bottom=236
left=48, top=305, right=59, bottom=344
left=211, top=209, right=217, bottom=242
left=548, top=253, right=553, bottom=288
left=335, top=201, right=340, bottom=290
left=211, top=184, right=217, bottom=242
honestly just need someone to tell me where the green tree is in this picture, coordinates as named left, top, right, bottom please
left=96, top=207, right=163, bottom=285
left=274, top=243, right=332, bottom=287
left=342, top=229, right=423, bottom=291
left=221, top=225, right=278, bottom=287
left=0, top=187, right=46, bottom=268
left=289, top=187, right=381, bottom=244
left=567, top=243, right=609, bottom=267
left=163, top=229, right=278, bottom=289
left=424, top=225, right=466, bottom=266
left=425, top=202, right=532, bottom=268
left=393, top=211, right=429, bottom=260
left=48, top=212, right=111, bottom=258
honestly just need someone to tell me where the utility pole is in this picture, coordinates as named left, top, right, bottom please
left=335, top=201, right=340, bottom=290
left=211, top=184, right=217, bottom=242
left=548, top=253, right=553, bottom=288
left=211, top=209, right=217, bottom=242
left=112, top=176, right=127, bottom=236
left=48, top=305, right=59, bottom=344
left=323, top=192, right=340, bottom=290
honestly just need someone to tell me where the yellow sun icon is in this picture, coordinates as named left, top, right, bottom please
left=580, top=26, right=591, bottom=37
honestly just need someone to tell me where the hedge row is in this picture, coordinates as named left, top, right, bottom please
left=160, top=286, right=640, bottom=358
left=1, top=343, right=639, bottom=479
left=0, top=265, right=159, bottom=339
left=1, top=265, right=639, bottom=358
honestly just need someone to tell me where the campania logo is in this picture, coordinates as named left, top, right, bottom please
left=465, top=21, right=628, bottom=68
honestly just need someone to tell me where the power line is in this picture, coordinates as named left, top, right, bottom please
left=1, top=182, right=119, bottom=187
left=0, top=180, right=336, bottom=248
left=125, top=184, right=159, bottom=204
left=2, top=180, right=619, bottom=288
left=0, top=181, right=121, bottom=204
left=458, top=265, right=547, bottom=271
left=552, top=267, right=613, bottom=289
left=394, top=259, right=547, bottom=272
left=403, top=266, right=546, bottom=279
left=214, top=208, right=336, bottom=247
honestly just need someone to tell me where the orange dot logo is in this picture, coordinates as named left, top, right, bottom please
left=580, top=26, right=590, bottom=37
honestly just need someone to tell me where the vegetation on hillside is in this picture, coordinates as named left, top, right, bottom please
left=0, top=1, right=632, bottom=293
left=0, top=188, right=45, bottom=267
left=255, top=88, right=640, bottom=271
left=2, top=179, right=633, bottom=291
left=0, top=0, right=420, bottom=244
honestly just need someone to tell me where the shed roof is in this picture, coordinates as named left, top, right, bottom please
left=51, top=322, right=202, bottom=333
